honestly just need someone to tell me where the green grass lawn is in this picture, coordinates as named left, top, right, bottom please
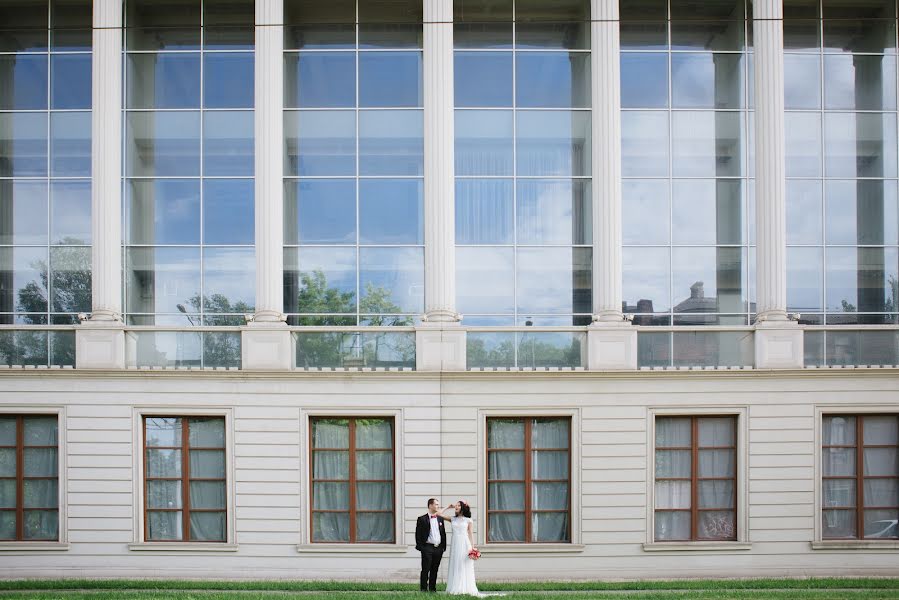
left=1, top=579, right=899, bottom=600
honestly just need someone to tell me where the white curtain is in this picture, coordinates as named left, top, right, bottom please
left=656, top=418, right=691, bottom=447
left=824, top=415, right=856, bottom=446
left=190, top=511, right=225, bottom=541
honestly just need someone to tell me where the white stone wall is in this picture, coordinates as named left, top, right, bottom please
left=0, top=371, right=897, bottom=579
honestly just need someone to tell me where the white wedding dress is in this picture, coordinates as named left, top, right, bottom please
left=445, top=516, right=479, bottom=596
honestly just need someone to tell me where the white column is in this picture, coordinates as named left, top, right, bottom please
left=753, top=0, right=803, bottom=369
left=416, top=0, right=465, bottom=371
left=242, top=0, right=292, bottom=370
left=77, top=0, right=125, bottom=369
left=587, top=0, right=636, bottom=370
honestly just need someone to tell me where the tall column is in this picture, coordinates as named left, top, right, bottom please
left=587, top=0, right=636, bottom=370
left=416, top=0, right=465, bottom=371
left=753, top=0, right=803, bottom=369
left=242, top=0, right=292, bottom=370
left=77, top=0, right=125, bottom=369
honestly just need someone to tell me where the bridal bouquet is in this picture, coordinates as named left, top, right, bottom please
left=468, top=548, right=481, bottom=560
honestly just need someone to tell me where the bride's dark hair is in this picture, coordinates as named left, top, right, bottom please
left=458, top=500, right=472, bottom=518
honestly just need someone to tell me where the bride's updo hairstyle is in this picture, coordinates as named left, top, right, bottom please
left=458, top=500, right=472, bottom=518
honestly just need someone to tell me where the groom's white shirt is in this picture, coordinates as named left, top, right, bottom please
left=426, top=515, right=441, bottom=546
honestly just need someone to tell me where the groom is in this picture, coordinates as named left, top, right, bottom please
left=415, top=498, right=446, bottom=592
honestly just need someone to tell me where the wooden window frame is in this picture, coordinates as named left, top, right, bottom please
left=142, top=416, right=227, bottom=543
left=309, top=417, right=396, bottom=544
left=654, top=415, right=738, bottom=542
left=0, top=415, right=60, bottom=542
left=485, top=417, right=572, bottom=544
left=822, top=414, right=899, bottom=540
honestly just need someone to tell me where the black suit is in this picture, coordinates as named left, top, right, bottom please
left=415, top=513, right=446, bottom=592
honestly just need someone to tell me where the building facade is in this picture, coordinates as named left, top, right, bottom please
left=0, top=0, right=898, bottom=580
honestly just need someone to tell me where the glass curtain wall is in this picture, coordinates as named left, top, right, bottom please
left=620, top=0, right=753, bottom=327
left=784, top=0, right=899, bottom=325
left=123, top=0, right=255, bottom=327
left=283, top=0, right=424, bottom=327
left=454, top=0, right=593, bottom=327
left=0, top=0, right=92, bottom=326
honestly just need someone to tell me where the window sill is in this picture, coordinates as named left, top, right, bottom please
left=128, top=542, right=239, bottom=552
left=478, top=544, right=585, bottom=554
left=0, top=542, right=69, bottom=552
left=643, top=542, right=752, bottom=552
left=297, top=543, right=409, bottom=554
left=811, top=541, right=899, bottom=551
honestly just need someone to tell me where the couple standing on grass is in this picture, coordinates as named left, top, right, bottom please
left=415, top=498, right=483, bottom=596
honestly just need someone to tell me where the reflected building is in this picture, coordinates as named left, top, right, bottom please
left=0, top=0, right=898, bottom=582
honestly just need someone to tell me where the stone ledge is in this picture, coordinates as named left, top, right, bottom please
left=296, top=544, right=409, bottom=554
left=643, top=542, right=752, bottom=552
left=128, top=543, right=239, bottom=552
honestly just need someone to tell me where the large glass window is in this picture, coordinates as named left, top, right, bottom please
left=0, top=415, right=60, bottom=541
left=284, top=0, right=424, bottom=326
left=123, top=0, right=255, bottom=326
left=784, top=0, right=899, bottom=325
left=654, top=416, right=738, bottom=542
left=1, top=0, right=92, bottom=327
left=310, top=417, right=395, bottom=543
left=486, top=417, right=571, bottom=543
left=454, top=0, right=592, bottom=326
left=143, top=416, right=227, bottom=542
left=822, top=414, right=898, bottom=540
left=620, top=0, right=753, bottom=326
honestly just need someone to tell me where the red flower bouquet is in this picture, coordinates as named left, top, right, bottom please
left=468, top=548, right=481, bottom=560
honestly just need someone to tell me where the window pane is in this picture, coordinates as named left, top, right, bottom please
left=488, top=419, right=524, bottom=448
left=285, top=0, right=355, bottom=49
left=864, top=479, right=899, bottom=508
left=488, top=512, right=524, bottom=542
left=359, top=179, right=423, bottom=244
left=0, top=449, right=15, bottom=477
left=23, top=510, right=58, bottom=540
left=0, top=54, right=47, bottom=110
left=50, top=247, right=91, bottom=314
left=359, top=110, right=423, bottom=176
left=622, top=180, right=670, bottom=245
left=204, top=111, right=253, bottom=176
left=826, top=180, right=898, bottom=246
left=516, top=110, right=590, bottom=177
left=285, top=52, right=354, bottom=108
left=671, top=21, right=744, bottom=52
left=455, top=110, right=514, bottom=176
left=356, top=450, right=393, bottom=479
left=359, top=52, right=422, bottom=107
left=188, top=417, right=224, bottom=447
left=532, top=512, right=568, bottom=542
left=532, top=450, right=568, bottom=479
left=126, top=247, right=201, bottom=315
left=698, top=417, right=735, bottom=446
left=787, top=247, right=824, bottom=312
left=126, top=0, right=201, bottom=50
left=0, top=419, right=14, bottom=445
left=51, top=54, right=91, bottom=110
left=785, top=112, right=822, bottom=178
left=0, top=247, right=48, bottom=315
left=672, top=179, right=743, bottom=246
left=359, top=247, right=424, bottom=314
left=355, top=419, right=393, bottom=449
left=51, top=180, right=91, bottom=245
left=1, top=181, right=48, bottom=245
left=22, top=479, right=57, bottom=508
left=864, top=448, right=899, bottom=477
left=0, top=481, right=14, bottom=508
left=285, top=247, right=357, bottom=314
left=864, top=508, right=899, bottom=538
left=823, top=19, right=896, bottom=55
left=147, top=448, right=181, bottom=477
left=127, top=54, right=201, bottom=109
left=824, top=112, right=898, bottom=179
left=656, top=450, right=691, bottom=478
left=656, top=417, right=691, bottom=447
left=825, top=247, right=899, bottom=313
left=147, top=480, right=182, bottom=509
left=314, top=451, right=349, bottom=479
left=126, top=111, right=201, bottom=177
left=285, top=110, right=355, bottom=177
left=456, top=248, right=515, bottom=314
left=824, top=415, right=857, bottom=446
left=697, top=510, right=735, bottom=539
left=312, top=419, right=349, bottom=448
left=203, top=247, right=255, bottom=312
left=455, top=51, right=513, bottom=107
left=204, top=53, right=254, bottom=109
left=672, top=111, right=743, bottom=178
left=623, top=248, right=671, bottom=314
left=863, top=416, right=899, bottom=445
left=655, top=481, right=691, bottom=509
left=356, top=482, right=392, bottom=510
left=516, top=180, right=591, bottom=245
left=287, top=179, right=356, bottom=245
left=23, top=417, right=57, bottom=445
left=532, top=419, right=569, bottom=448
left=698, top=449, right=735, bottom=478
left=126, top=179, right=201, bottom=245
left=488, top=451, right=524, bottom=480
left=655, top=511, right=690, bottom=541
left=489, top=482, right=524, bottom=510
left=516, top=247, right=592, bottom=315
left=313, top=482, right=349, bottom=510
left=823, top=509, right=856, bottom=538
left=23, top=448, right=57, bottom=477
left=621, top=111, right=668, bottom=177
left=621, top=53, right=668, bottom=109
left=146, top=417, right=182, bottom=447
left=204, top=179, right=254, bottom=245
left=190, top=481, right=226, bottom=510
left=786, top=180, right=823, bottom=245
left=312, top=512, right=350, bottom=542
left=190, top=511, right=225, bottom=541
left=823, top=479, right=856, bottom=508
left=672, top=247, right=746, bottom=314
left=190, top=449, right=225, bottom=479
left=0, top=113, right=48, bottom=177
left=50, top=112, right=91, bottom=177
left=516, top=53, right=589, bottom=108
left=356, top=513, right=393, bottom=542
left=456, top=180, right=513, bottom=244
left=671, top=53, right=744, bottom=110
left=824, top=54, right=896, bottom=112
left=784, top=54, right=821, bottom=110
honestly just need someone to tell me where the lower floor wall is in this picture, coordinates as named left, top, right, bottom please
left=0, top=370, right=897, bottom=580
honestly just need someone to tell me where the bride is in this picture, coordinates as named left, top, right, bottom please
left=439, top=500, right=479, bottom=596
